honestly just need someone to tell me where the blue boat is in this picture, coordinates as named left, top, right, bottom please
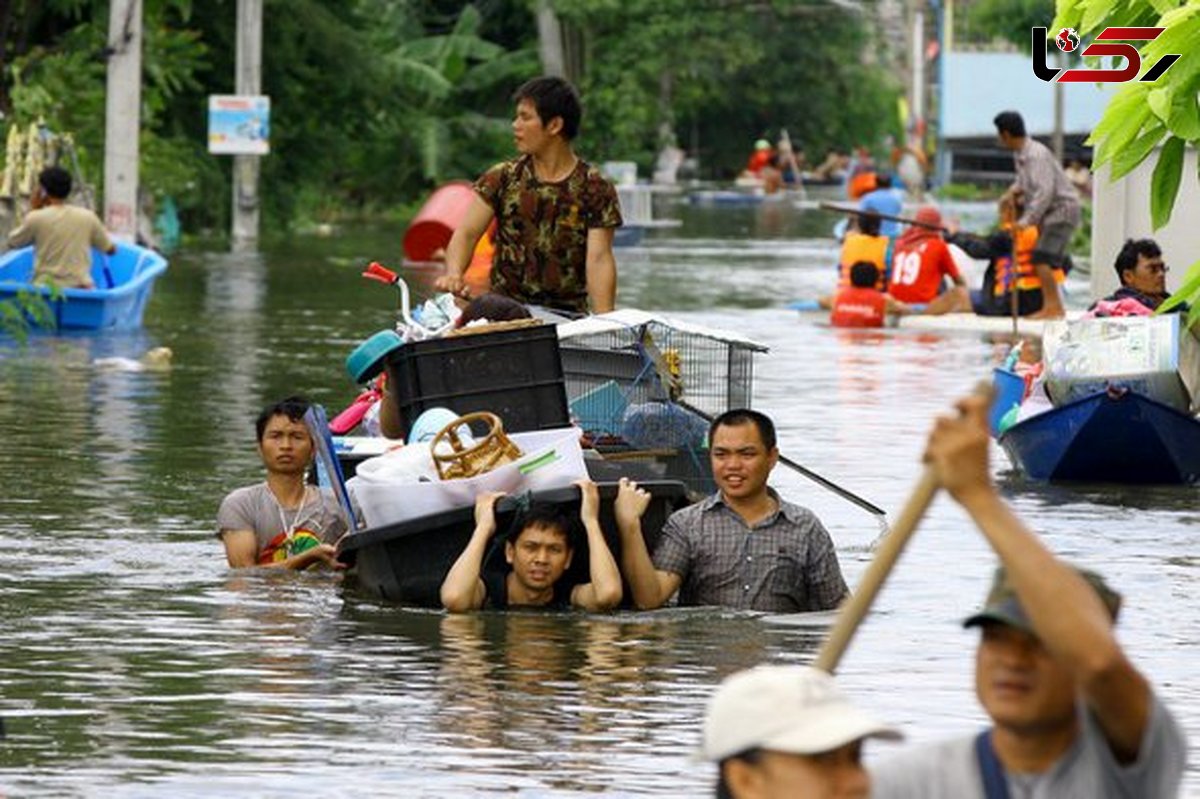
left=0, top=241, right=168, bottom=331
left=997, top=388, right=1200, bottom=484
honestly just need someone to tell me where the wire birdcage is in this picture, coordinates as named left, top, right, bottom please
left=557, top=310, right=767, bottom=452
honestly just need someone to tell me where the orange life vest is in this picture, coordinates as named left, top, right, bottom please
left=993, top=226, right=1063, bottom=296
left=839, top=233, right=889, bottom=290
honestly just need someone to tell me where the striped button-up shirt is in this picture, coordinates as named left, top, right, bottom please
left=1013, top=138, right=1081, bottom=230
left=651, top=490, right=850, bottom=612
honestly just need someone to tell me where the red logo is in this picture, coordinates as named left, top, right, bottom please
left=1056, top=28, right=1080, bottom=52
left=1032, top=26, right=1181, bottom=83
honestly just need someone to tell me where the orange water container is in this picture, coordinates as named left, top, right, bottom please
left=847, top=171, right=877, bottom=200
left=403, top=181, right=476, bottom=262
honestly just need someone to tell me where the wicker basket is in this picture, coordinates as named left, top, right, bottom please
left=431, top=411, right=523, bottom=480
left=446, top=318, right=545, bottom=338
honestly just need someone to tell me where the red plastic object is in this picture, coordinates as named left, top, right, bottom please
left=402, top=181, right=477, bottom=262
left=363, top=261, right=398, bottom=284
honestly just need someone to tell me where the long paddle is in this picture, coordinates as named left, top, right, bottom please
left=818, top=201, right=949, bottom=233
left=676, top=398, right=887, bottom=520
left=636, top=327, right=889, bottom=522
left=814, top=381, right=991, bottom=673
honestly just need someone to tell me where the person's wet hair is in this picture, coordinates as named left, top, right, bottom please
left=38, top=166, right=72, bottom=200
left=709, top=409, right=777, bottom=451
left=457, top=293, right=533, bottom=327
left=513, top=76, right=582, bottom=140
left=508, top=502, right=578, bottom=551
left=850, top=260, right=880, bottom=289
left=256, top=395, right=311, bottom=442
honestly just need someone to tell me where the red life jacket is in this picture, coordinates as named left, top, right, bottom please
left=831, top=286, right=886, bottom=328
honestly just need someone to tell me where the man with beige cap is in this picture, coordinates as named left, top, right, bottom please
left=699, top=664, right=900, bottom=798
left=871, top=393, right=1186, bottom=797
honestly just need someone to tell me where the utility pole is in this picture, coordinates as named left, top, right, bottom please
left=1052, top=48, right=1065, bottom=162
left=911, top=6, right=925, bottom=140
left=232, top=0, right=263, bottom=251
left=536, top=0, right=565, bottom=78
left=103, top=0, right=141, bottom=241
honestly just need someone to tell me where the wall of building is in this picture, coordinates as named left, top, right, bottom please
left=1091, top=147, right=1200, bottom=301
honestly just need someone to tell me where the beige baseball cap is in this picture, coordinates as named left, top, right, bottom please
left=698, top=664, right=902, bottom=762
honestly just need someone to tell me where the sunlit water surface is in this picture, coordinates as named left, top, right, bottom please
left=1, top=196, right=1195, bottom=796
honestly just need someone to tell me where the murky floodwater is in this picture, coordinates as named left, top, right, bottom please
left=1, top=193, right=1196, bottom=796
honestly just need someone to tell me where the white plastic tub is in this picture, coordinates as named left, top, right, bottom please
left=347, top=427, right=588, bottom=529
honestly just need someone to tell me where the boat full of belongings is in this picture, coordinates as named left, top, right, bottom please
left=990, top=313, right=1200, bottom=484
left=328, top=281, right=767, bottom=605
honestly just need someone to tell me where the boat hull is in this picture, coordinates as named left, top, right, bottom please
left=998, top=389, right=1200, bottom=484
left=0, top=241, right=168, bottom=331
left=337, top=480, right=689, bottom=606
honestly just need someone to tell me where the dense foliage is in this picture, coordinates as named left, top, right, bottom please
left=2, top=0, right=899, bottom=237
left=1054, top=0, right=1199, bottom=230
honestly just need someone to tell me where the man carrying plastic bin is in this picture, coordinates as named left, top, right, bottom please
left=440, top=479, right=628, bottom=612
left=434, top=76, right=623, bottom=316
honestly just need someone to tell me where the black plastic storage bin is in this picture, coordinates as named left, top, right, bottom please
left=383, top=323, right=570, bottom=438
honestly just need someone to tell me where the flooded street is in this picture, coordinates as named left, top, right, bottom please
left=1, top=198, right=1196, bottom=796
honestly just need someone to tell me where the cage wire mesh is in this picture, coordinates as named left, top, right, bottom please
left=558, top=318, right=765, bottom=495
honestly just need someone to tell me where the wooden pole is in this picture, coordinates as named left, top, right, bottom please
left=814, top=380, right=993, bottom=674
left=232, top=0, right=263, bottom=252
left=103, top=0, right=142, bottom=241
left=815, top=469, right=938, bottom=673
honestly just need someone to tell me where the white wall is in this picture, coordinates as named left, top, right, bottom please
left=1091, top=147, right=1200, bottom=301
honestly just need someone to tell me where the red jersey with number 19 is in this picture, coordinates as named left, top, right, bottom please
left=888, top=237, right=960, bottom=304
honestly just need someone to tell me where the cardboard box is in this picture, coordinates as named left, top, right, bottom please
left=1044, top=314, right=1200, bottom=412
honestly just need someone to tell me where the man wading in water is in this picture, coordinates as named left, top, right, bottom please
left=216, top=396, right=348, bottom=570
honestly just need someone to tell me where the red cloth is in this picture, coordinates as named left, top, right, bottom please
left=888, top=237, right=960, bottom=304
left=831, top=286, right=887, bottom=328
left=746, top=150, right=774, bottom=175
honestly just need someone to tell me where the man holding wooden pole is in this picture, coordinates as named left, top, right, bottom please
left=994, top=110, right=1079, bottom=320
left=868, top=393, right=1186, bottom=797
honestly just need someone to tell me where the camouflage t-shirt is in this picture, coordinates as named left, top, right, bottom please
left=474, top=154, right=622, bottom=313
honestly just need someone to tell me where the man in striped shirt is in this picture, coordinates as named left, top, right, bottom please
left=994, top=110, right=1081, bottom=319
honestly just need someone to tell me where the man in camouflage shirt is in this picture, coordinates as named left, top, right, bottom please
left=436, top=76, right=622, bottom=315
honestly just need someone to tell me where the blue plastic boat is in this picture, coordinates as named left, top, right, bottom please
left=0, top=241, right=168, bottom=331
left=998, top=388, right=1200, bottom=484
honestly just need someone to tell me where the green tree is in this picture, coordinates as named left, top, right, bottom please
left=553, top=0, right=900, bottom=176
left=1054, top=0, right=1199, bottom=230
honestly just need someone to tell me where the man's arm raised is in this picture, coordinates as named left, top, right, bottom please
left=614, top=478, right=680, bottom=609
left=925, top=394, right=1150, bottom=762
left=440, top=492, right=503, bottom=612
left=570, top=480, right=623, bottom=611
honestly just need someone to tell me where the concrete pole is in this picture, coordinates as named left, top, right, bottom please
left=1052, top=50, right=1065, bottom=162
left=536, top=0, right=565, bottom=78
left=103, top=0, right=141, bottom=241
left=911, top=7, right=925, bottom=135
left=232, top=0, right=263, bottom=252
